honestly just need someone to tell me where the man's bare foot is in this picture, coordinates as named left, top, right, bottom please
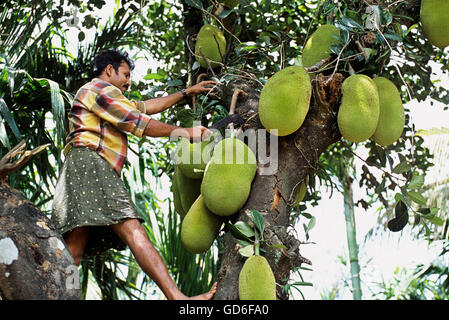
left=173, top=282, right=218, bottom=300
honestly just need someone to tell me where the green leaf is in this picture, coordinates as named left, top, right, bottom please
left=407, top=174, right=425, bottom=190
left=392, top=160, right=412, bottom=174
left=270, top=243, right=287, bottom=250
left=238, top=245, right=254, bottom=257
left=228, top=221, right=254, bottom=242
left=0, top=98, right=21, bottom=140
left=232, top=221, right=255, bottom=238
left=184, top=0, right=203, bottom=9
left=407, top=190, right=427, bottom=205
left=249, top=210, right=265, bottom=237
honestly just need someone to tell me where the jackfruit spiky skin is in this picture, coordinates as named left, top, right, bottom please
left=195, top=24, right=226, bottom=68
left=302, top=25, right=341, bottom=68
left=174, top=166, right=202, bottom=215
left=371, top=77, right=405, bottom=146
left=181, top=195, right=222, bottom=254
left=337, top=74, right=380, bottom=143
left=201, top=138, right=257, bottom=216
left=238, top=255, right=276, bottom=300
left=259, top=66, right=312, bottom=136
left=420, top=0, right=449, bottom=49
left=174, top=137, right=214, bottom=179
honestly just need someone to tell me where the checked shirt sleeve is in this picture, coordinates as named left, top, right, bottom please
left=92, top=85, right=151, bottom=138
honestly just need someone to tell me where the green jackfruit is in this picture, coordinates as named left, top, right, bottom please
left=302, top=24, right=341, bottom=68
left=420, top=0, right=449, bottom=49
left=195, top=24, right=226, bottom=68
left=174, top=166, right=202, bottom=215
left=371, top=77, right=405, bottom=146
left=201, top=138, right=257, bottom=216
left=181, top=195, right=222, bottom=254
left=259, top=66, right=312, bottom=136
left=238, top=255, right=276, bottom=300
left=337, top=74, right=380, bottom=143
left=174, top=137, right=214, bottom=179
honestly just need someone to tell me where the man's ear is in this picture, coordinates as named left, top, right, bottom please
left=105, top=64, right=114, bottom=77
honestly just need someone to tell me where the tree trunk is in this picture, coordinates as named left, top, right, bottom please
left=0, top=141, right=81, bottom=299
left=213, top=74, right=343, bottom=300
left=341, top=160, right=362, bottom=300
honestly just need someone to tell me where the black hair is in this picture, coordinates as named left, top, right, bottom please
left=90, top=49, right=135, bottom=78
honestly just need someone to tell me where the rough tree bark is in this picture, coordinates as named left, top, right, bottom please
left=0, top=141, right=81, bottom=300
left=213, top=74, right=343, bottom=300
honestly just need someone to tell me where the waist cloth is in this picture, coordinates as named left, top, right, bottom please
left=51, top=146, right=144, bottom=257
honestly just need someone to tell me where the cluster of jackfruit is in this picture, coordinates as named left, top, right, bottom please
left=172, top=136, right=257, bottom=254
left=420, top=0, right=449, bottom=49
left=337, top=74, right=405, bottom=146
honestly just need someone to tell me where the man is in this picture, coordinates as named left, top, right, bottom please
left=51, top=49, right=217, bottom=300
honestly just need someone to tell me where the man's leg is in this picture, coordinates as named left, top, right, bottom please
left=64, top=227, right=89, bottom=266
left=110, top=218, right=217, bottom=300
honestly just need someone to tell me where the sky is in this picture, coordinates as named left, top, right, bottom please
left=60, top=1, right=449, bottom=300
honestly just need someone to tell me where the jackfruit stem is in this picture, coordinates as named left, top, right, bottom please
left=254, top=232, right=260, bottom=256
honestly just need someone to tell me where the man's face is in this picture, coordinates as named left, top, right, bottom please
left=106, top=61, right=131, bottom=93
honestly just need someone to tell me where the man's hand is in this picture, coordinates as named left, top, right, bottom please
left=185, top=80, right=218, bottom=97
left=185, top=126, right=212, bottom=142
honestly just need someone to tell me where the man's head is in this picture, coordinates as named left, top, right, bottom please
left=90, top=49, right=134, bottom=93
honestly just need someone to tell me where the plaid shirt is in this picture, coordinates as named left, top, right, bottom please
left=64, top=78, right=151, bottom=175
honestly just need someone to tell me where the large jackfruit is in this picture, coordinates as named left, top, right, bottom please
left=195, top=24, right=226, bottom=68
left=201, top=138, right=257, bottom=216
left=337, top=74, right=380, bottom=143
left=181, top=195, right=222, bottom=254
left=420, top=0, right=449, bottom=49
left=174, top=137, right=214, bottom=179
left=238, top=255, right=276, bottom=300
left=302, top=24, right=341, bottom=68
left=174, top=166, right=201, bottom=216
left=371, top=77, right=405, bottom=146
left=259, top=66, right=312, bottom=136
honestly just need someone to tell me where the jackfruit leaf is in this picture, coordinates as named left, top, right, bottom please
left=407, top=190, right=427, bottom=205
left=228, top=221, right=254, bottom=242
left=392, top=160, right=412, bottom=174
left=176, top=109, right=197, bottom=128
left=166, top=79, right=183, bottom=87
left=407, top=174, right=425, bottom=190
left=238, top=245, right=254, bottom=257
left=249, top=210, right=265, bottom=238
left=387, top=200, right=408, bottom=232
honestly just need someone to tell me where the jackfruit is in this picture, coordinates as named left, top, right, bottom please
left=420, top=0, right=449, bottom=49
left=371, top=77, right=405, bottom=146
left=201, top=137, right=257, bottom=216
left=181, top=195, right=222, bottom=254
left=302, top=25, right=341, bottom=68
left=259, top=66, right=312, bottom=136
left=174, top=137, right=214, bottom=179
left=238, top=255, right=276, bottom=300
left=337, top=74, right=380, bottom=143
left=174, top=166, right=202, bottom=215
left=195, top=24, right=226, bottom=68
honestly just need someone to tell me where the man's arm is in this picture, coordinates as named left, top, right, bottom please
left=143, top=80, right=217, bottom=115
left=143, top=118, right=210, bottom=141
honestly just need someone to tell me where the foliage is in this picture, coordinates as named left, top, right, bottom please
left=1, top=0, right=448, bottom=300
